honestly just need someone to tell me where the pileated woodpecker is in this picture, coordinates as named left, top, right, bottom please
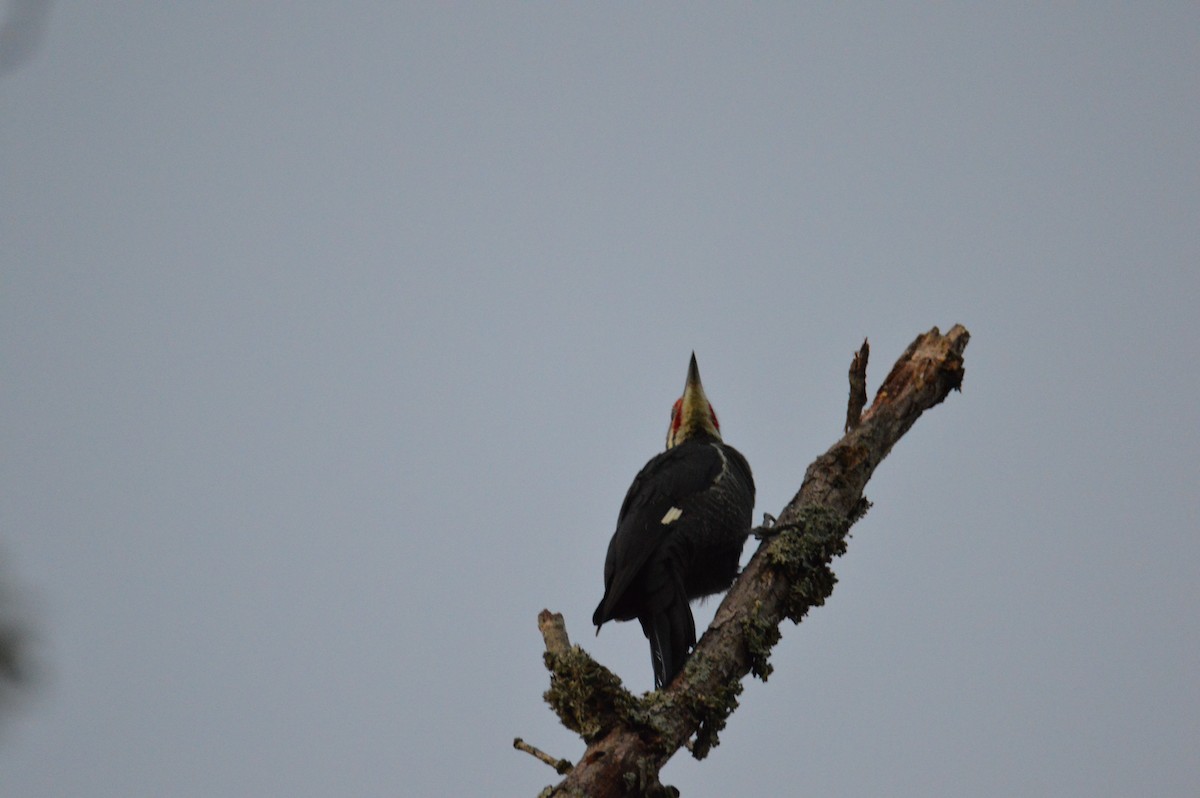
left=593, top=354, right=755, bottom=689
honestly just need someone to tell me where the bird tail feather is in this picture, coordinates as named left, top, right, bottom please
left=639, top=579, right=696, bottom=689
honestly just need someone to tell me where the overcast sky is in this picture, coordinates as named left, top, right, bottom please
left=1, top=4, right=1197, bottom=796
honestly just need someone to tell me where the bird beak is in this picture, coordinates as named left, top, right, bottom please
left=681, top=352, right=710, bottom=418
left=668, top=352, right=720, bottom=447
left=686, top=352, right=702, bottom=391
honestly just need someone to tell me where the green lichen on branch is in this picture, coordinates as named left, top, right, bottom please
left=621, top=685, right=678, bottom=747
left=741, top=599, right=781, bottom=681
left=543, top=645, right=637, bottom=743
left=632, top=651, right=745, bottom=760
left=688, top=673, right=744, bottom=760
left=765, top=505, right=854, bottom=624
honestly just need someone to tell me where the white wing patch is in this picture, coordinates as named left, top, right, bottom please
left=660, top=506, right=683, bottom=525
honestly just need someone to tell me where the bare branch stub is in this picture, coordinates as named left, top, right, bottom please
left=845, top=337, right=870, bottom=433
left=514, top=737, right=574, bottom=775
left=538, top=610, right=571, bottom=657
left=540, top=325, right=970, bottom=797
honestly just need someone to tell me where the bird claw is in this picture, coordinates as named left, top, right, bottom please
left=752, top=513, right=779, bottom=540
left=752, top=513, right=803, bottom=540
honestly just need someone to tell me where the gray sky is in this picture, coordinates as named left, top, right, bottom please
left=1, top=4, right=1197, bottom=796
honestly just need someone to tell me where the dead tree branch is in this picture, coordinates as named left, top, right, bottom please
left=534, top=324, right=970, bottom=797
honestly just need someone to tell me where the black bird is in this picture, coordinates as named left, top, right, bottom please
left=593, top=354, right=755, bottom=689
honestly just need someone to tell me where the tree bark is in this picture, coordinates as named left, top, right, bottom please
left=536, top=325, right=970, bottom=797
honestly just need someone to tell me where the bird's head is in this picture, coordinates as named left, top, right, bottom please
left=666, top=353, right=722, bottom=448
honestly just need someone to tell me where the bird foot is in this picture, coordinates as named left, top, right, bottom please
left=752, top=513, right=804, bottom=540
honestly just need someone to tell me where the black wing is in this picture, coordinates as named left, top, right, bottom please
left=592, top=440, right=723, bottom=626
